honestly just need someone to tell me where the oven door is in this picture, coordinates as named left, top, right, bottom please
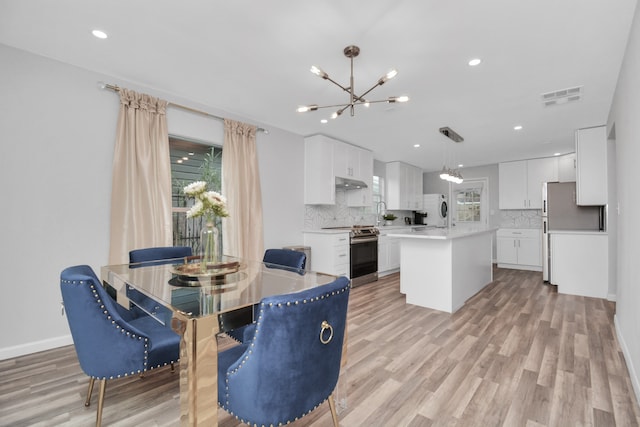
left=350, top=237, right=378, bottom=287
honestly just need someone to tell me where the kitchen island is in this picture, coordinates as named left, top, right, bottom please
left=388, top=227, right=496, bottom=313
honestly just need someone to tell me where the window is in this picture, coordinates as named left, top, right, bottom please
left=455, top=189, right=481, bottom=222
left=452, top=179, right=487, bottom=225
left=169, top=136, right=223, bottom=253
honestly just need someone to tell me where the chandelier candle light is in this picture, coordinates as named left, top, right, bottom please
left=297, top=45, right=409, bottom=119
left=183, top=181, right=229, bottom=272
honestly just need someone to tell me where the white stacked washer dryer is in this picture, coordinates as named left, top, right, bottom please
left=421, top=194, right=448, bottom=227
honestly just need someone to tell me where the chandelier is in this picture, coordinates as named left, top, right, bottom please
left=296, top=45, right=409, bottom=119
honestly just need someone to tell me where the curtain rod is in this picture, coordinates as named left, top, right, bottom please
left=98, top=82, right=268, bottom=134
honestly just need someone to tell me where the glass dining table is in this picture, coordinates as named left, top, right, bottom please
left=101, top=255, right=339, bottom=427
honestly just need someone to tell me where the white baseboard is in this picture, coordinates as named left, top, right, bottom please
left=615, top=314, right=640, bottom=405
left=0, top=335, right=73, bottom=361
left=496, top=263, right=543, bottom=272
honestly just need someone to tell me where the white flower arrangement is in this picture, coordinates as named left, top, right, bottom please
left=183, top=181, right=229, bottom=221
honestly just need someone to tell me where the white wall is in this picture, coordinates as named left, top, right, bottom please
left=607, top=1, right=640, bottom=401
left=0, top=44, right=306, bottom=359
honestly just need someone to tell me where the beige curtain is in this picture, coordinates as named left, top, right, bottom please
left=222, top=119, right=264, bottom=261
left=108, top=89, right=172, bottom=264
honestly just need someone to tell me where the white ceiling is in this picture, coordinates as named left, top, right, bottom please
left=1, top=0, right=637, bottom=172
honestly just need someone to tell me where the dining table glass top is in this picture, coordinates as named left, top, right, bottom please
left=101, top=254, right=338, bottom=320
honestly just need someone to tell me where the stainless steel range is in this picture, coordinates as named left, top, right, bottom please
left=322, top=225, right=379, bottom=287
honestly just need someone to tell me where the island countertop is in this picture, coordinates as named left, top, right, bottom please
left=388, top=227, right=497, bottom=240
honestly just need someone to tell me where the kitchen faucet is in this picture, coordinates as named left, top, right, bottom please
left=375, top=201, right=387, bottom=226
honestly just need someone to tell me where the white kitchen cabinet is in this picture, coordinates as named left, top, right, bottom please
left=304, top=135, right=335, bottom=205
left=550, top=232, right=608, bottom=299
left=527, top=157, right=558, bottom=209
left=498, top=161, right=527, bottom=209
left=499, top=157, right=558, bottom=209
left=304, top=135, right=373, bottom=206
left=303, top=232, right=350, bottom=277
left=386, top=161, right=424, bottom=210
left=575, top=126, right=607, bottom=205
left=378, top=233, right=401, bottom=274
left=558, top=153, right=576, bottom=182
left=496, top=228, right=541, bottom=270
left=334, top=143, right=360, bottom=179
left=347, top=148, right=373, bottom=207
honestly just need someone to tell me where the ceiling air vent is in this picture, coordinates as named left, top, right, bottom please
left=541, top=86, right=583, bottom=107
left=439, top=127, right=464, bottom=142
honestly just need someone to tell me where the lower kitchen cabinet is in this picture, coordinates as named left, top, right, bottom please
left=496, top=228, right=541, bottom=271
left=303, top=232, right=350, bottom=277
left=550, top=232, right=608, bottom=299
left=378, top=234, right=400, bottom=274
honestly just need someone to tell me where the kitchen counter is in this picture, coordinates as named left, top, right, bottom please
left=302, top=229, right=351, bottom=235
left=391, top=227, right=495, bottom=313
left=548, top=229, right=607, bottom=236
left=388, top=227, right=497, bottom=240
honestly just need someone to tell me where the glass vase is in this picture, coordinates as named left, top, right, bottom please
left=200, top=220, right=219, bottom=273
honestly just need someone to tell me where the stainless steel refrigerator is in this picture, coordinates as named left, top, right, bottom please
left=542, top=182, right=605, bottom=282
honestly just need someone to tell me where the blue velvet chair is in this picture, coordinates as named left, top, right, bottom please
left=218, top=275, right=350, bottom=427
left=128, top=246, right=193, bottom=321
left=263, top=248, right=307, bottom=272
left=60, top=265, right=180, bottom=427
left=129, top=245, right=192, bottom=265
left=222, top=248, right=307, bottom=342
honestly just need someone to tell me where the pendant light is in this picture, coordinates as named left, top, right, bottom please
left=439, top=127, right=464, bottom=184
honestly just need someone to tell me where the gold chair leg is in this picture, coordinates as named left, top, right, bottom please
left=85, top=377, right=95, bottom=407
left=328, top=392, right=339, bottom=427
left=95, top=379, right=107, bottom=427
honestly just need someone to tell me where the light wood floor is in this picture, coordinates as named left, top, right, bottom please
left=2, top=267, right=639, bottom=426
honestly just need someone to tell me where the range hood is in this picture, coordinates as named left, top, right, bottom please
left=335, top=177, right=368, bottom=190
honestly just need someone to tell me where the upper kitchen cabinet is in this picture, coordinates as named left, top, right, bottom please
left=304, top=134, right=373, bottom=206
left=346, top=149, right=373, bottom=207
left=386, top=161, right=424, bottom=210
left=558, top=153, right=576, bottom=182
left=304, top=135, right=335, bottom=205
left=575, top=126, right=607, bottom=205
left=499, top=157, right=558, bottom=209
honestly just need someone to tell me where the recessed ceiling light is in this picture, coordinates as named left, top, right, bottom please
left=468, top=58, right=482, bottom=66
left=514, top=125, right=523, bottom=130
left=182, top=157, right=189, bottom=161
left=92, top=29, right=108, bottom=39
left=188, top=152, right=195, bottom=156
left=177, top=160, right=183, bottom=164
left=413, top=144, right=420, bottom=148
left=553, top=152, right=561, bottom=156
left=458, top=164, right=464, bottom=168
left=320, top=119, right=328, bottom=124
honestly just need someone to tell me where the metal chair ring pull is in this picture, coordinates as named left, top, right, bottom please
left=320, top=320, right=333, bottom=344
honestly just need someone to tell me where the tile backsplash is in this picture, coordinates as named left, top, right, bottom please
left=304, top=190, right=416, bottom=229
left=304, top=190, right=377, bottom=229
left=499, top=209, right=542, bottom=229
